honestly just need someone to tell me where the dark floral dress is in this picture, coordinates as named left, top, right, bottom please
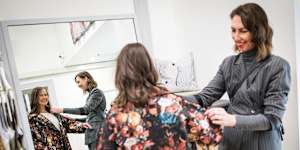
left=28, top=113, right=85, bottom=150
left=96, top=93, right=222, bottom=150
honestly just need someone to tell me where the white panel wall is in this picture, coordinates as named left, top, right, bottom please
left=147, top=0, right=298, bottom=149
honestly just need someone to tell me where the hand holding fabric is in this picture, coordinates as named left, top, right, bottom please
left=205, top=107, right=236, bottom=127
left=81, top=123, right=92, bottom=129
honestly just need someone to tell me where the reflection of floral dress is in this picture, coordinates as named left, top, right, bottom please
left=96, top=93, right=222, bottom=150
left=28, top=113, right=85, bottom=150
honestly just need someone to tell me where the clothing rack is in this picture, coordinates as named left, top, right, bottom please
left=0, top=60, right=25, bottom=150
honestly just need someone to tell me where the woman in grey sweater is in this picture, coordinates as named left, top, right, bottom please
left=190, top=3, right=291, bottom=150
left=52, top=71, right=106, bottom=150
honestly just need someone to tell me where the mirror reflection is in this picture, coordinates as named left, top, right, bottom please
left=6, top=18, right=137, bottom=149
left=8, top=19, right=137, bottom=79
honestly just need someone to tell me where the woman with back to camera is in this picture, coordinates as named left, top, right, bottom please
left=96, top=43, right=223, bottom=150
left=28, top=87, right=91, bottom=150
left=187, top=3, right=291, bottom=150
left=51, top=71, right=106, bottom=150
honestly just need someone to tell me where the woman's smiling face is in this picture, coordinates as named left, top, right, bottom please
left=231, top=15, right=255, bottom=52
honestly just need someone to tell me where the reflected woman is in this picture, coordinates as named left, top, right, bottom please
left=51, top=71, right=106, bottom=150
left=28, top=87, right=91, bottom=150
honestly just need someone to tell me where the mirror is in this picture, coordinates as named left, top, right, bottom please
left=2, top=16, right=139, bottom=149
left=8, top=18, right=137, bottom=79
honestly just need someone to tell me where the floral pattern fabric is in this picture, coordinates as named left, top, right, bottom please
left=96, top=93, right=222, bottom=150
left=28, top=113, right=85, bottom=150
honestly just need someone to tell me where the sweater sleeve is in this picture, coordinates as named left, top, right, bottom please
left=193, top=57, right=231, bottom=106
left=235, top=114, right=271, bottom=131
left=64, top=89, right=106, bottom=115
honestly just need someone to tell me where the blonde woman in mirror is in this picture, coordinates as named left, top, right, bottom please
left=28, top=87, right=91, bottom=150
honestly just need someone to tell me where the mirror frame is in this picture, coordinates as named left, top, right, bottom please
left=0, top=14, right=141, bottom=150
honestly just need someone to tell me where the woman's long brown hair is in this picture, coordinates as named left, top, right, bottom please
left=114, top=43, right=165, bottom=107
left=30, top=87, right=51, bottom=114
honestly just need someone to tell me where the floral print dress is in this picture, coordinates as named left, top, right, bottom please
left=96, top=93, right=222, bottom=150
left=28, top=113, right=85, bottom=150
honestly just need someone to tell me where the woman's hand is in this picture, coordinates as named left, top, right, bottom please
left=50, top=107, right=63, bottom=113
left=205, top=107, right=236, bottom=127
left=81, top=123, right=92, bottom=129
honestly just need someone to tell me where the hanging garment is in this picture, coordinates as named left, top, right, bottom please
left=0, top=64, right=24, bottom=150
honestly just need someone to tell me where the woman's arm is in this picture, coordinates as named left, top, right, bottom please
left=192, top=57, right=231, bottom=106
left=206, top=108, right=271, bottom=131
left=207, top=59, right=291, bottom=131
left=63, top=89, right=106, bottom=115
left=261, top=59, right=291, bottom=129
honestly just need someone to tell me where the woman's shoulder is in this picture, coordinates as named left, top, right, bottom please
left=264, top=55, right=291, bottom=73
left=269, top=55, right=290, bottom=67
left=218, top=55, right=237, bottom=68
left=223, top=55, right=236, bottom=62
left=90, top=88, right=104, bottom=95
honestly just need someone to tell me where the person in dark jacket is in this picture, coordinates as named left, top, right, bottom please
left=186, top=3, right=291, bottom=150
left=52, top=71, right=106, bottom=150
left=29, top=87, right=90, bottom=150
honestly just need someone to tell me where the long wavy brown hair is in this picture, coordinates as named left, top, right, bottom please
left=30, top=87, right=51, bottom=114
left=114, top=43, right=165, bottom=107
left=231, top=3, right=273, bottom=61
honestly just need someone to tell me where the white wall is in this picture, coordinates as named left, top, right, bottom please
left=147, top=0, right=298, bottom=149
